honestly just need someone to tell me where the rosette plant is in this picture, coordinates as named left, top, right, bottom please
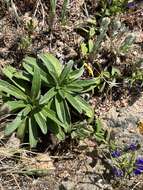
left=23, top=53, right=97, bottom=132
left=0, top=66, right=65, bottom=147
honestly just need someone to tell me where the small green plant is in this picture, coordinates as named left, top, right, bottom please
left=97, top=0, right=128, bottom=17
left=61, top=0, right=69, bottom=23
left=18, top=17, right=38, bottom=51
left=19, top=36, right=32, bottom=51
left=128, top=59, right=143, bottom=87
left=80, top=17, right=135, bottom=61
left=25, top=17, right=38, bottom=34
left=50, top=0, right=57, bottom=16
left=78, top=17, right=135, bottom=92
left=49, top=0, right=69, bottom=28
left=71, top=117, right=106, bottom=143
left=0, top=65, right=66, bottom=147
left=23, top=53, right=97, bottom=130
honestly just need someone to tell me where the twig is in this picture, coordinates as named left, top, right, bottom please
left=10, top=173, right=21, bottom=190
left=131, top=182, right=141, bottom=190
left=33, top=0, right=40, bottom=17
left=10, top=0, right=20, bottom=25
left=40, top=0, right=45, bottom=27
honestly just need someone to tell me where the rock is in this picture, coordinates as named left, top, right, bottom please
left=101, top=95, right=143, bottom=146
left=59, top=181, right=75, bottom=190
left=102, top=96, right=143, bottom=129
left=6, top=133, right=20, bottom=149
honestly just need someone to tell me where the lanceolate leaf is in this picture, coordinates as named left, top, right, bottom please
left=59, top=62, right=73, bottom=84
left=5, top=106, right=31, bottom=136
left=65, top=92, right=82, bottom=114
left=69, top=66, right=84, bottom=81
left=23, top=58, right=52, bottom=85
left=65, top=85, right=83, bottom=93
left=38, top=53, right=62, bottom=77
left=31, top=66, right=41, bottom=100
left=29, top=117, right=38, bottom=147
left=5, top=100, right=26, bottom=111
left=34, top=112, right=47, bottom=134
left=2, top=65, right=30, bottom=81
left=55, top=95, right=71, bottom=127
left=72, top=78, right=97, bottom=88
left=23, top=57, right=38, bottom=69
left=0, top=80, right=27, bottom=100
left=17, top=118, right=27, bottom=139
left=40, top=87, right=57, bottom=105
left=55, top=95, right=64, bottom=123
left=41, top=107, right=66, bottom=129
left=2, top=66, right=30, bottom=91
left=75, top=95, right=94, bottom=118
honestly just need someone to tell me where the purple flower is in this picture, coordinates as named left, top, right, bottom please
left=127, top=2, right=136, bottom=9
left=111, top=150, right=121, bottom=158
left=133, top=157, right=143, bottom=175
left=112, top=167, right=123, bottom=177
left=133, top=169, right=142, bottom=175
left=136, top=158, right=143, bottom=165
left=136, top=165, right=143, bottom=170
left=128, top=143, right=137, bottom=151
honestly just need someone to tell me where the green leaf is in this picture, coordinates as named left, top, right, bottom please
left=23, top=61, right=34, bottom=75
left=23, top=56, right=37, bottom=67
left=61, top=0, right=69, bottom=22
left=55, top=95, right=71, bottom=131
left=71, top=124, right=93, bottom=139
left=56, top=127, right=66, bottom=140
left=88, top=39, right=94, bottom=53
left=0, top=80, right=27, bottom=100
left=68, top=78, right=97, bottom=92
left=120, top=34, right=136, bottom=53
left=111, top=67, right=121, bottom=76
left=23, top=57, right=52, bottom=86
left=50, top=0, right=57, bottom=14
left=40, top=87, right=57, bottom=105
left=58, top=89, right=65, bottom=99
left=5, top=106, right=31, bottom=136
left=5, top=100, right=26, bottom=111
left=31, top=66, right=41, bottom=100
left=41, top=107, right=66, bottom=129
left=29, top=117, right=38, bottom=148
left=59, top=62, right=73, bottom=84
left=2, top=65, right=30, bottom=81
left=74, top=95, right=94, bottom=118
left=69, top=66, right=84, bottom=81
left=65, top=92, right=82, bottom=114
left=17, top=118, right=27, bottom=139
left=89, top=27, right=95, bottom=38
left=64, top=85, right=83, bottom=93
left=81, top=42, right=88, bottom=56
left=38, top=53, right=62, bottom=77
left=103, top=71, right=110, bottom=78
left=34, top=112, right=47, bottom=134
left=71, top=78, right=97, bottom=88
left=95, top=117, right=103, bottom=133
left=2, top=66, right=30, bottom=91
